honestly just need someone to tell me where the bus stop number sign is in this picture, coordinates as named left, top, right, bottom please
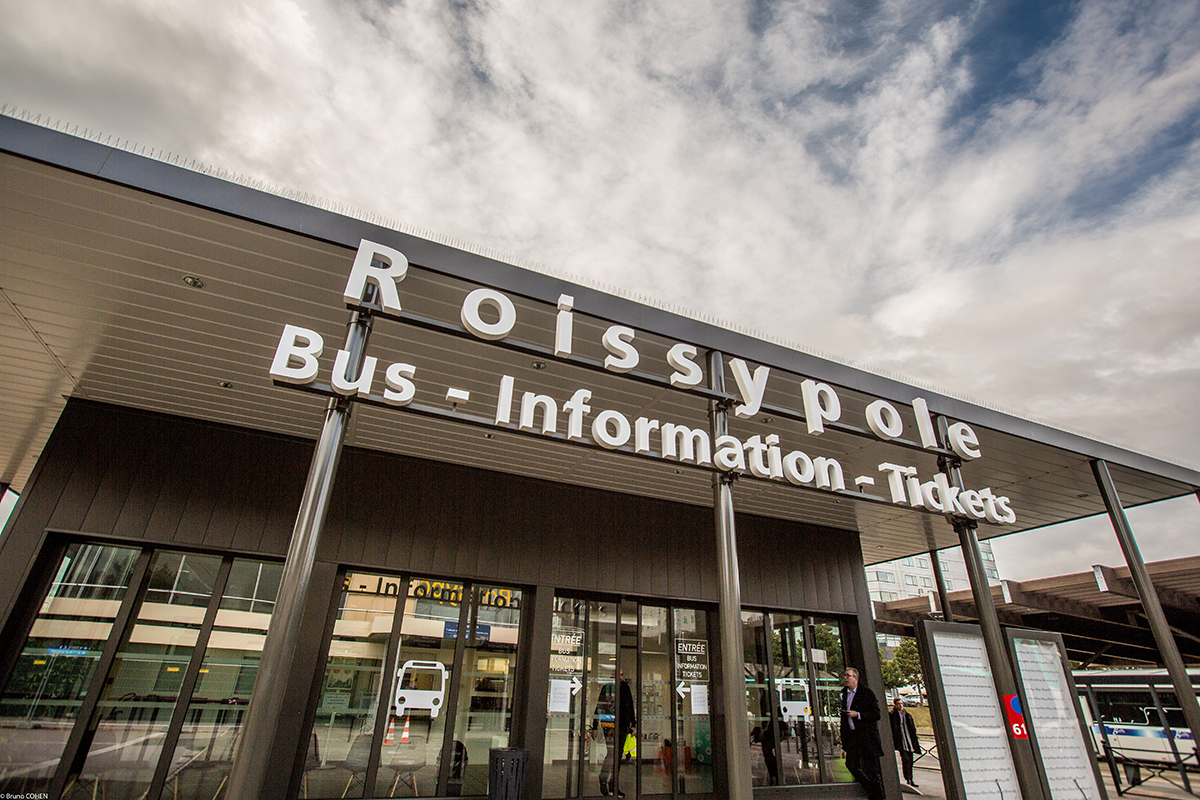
left=1003, top=694, right=1029, bottom=739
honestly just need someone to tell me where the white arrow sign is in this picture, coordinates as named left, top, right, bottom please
left=676, top=681, right=690, bottom=699
left=571, top=676, right=583, bottom=696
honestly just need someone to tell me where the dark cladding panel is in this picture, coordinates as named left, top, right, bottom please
left=813, top=537, right=834, bottom=610
left=453, top=471, right=487, bottom=581
left=229, top=442, right=273, bottom=553
left=327, top=452, right=368, bottom=565
left=202, top=431, right=258, bottom=550
left=428, top=463, right=467, bottom=577
left=172, top=433, right=233, bottom=547
left=514, top=488, right=542, bottom=586
left=144, top=430, right=215, bottom=544
left=734, top=517, right=862, bottom=615
left=79, top=426, right=140, bottom=537
left=10, top=402, right=866, bottom=617
left=110, top=416, right=174, bottom=540
left=0, top=418, right=81, bottom=625
left=254, top=449, right=308, bottom=557
left=44, top=409, right=117, bottom=532
left=737, top=522, right=765, bottom=608
left=537, top=490, right=577, bottom=589
left=360, top=456, right=400, bottom=570
left=772, top=526, right=795, bottom=610
left=842, top=547, right=862, bottom=610
left=647, top=500, right=672, bottom=599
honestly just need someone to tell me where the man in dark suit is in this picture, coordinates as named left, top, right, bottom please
left=840, top=667, right=885, bottom=800
left=890, top=696, right=920, bottom=788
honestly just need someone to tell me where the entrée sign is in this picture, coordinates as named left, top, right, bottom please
left=269, top=240, right=1018, bottom=525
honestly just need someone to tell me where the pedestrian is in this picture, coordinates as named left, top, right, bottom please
left=840, top=667, right=885, bottom=800
left=890, top=696, right=920, bottom=788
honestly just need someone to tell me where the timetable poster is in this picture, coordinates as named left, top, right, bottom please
left=923, top=623, right=1021, bottom=800
left=1011, top=635, right=1105, bottom=800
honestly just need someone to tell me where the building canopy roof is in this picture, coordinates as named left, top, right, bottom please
left=2, top=115, right=1198, bottom=564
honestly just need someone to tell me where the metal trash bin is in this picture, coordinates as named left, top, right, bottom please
left=489, top=748, right=528, bottom=800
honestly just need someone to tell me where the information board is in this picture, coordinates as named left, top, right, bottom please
left=1009, top=632, right=1106, bottom=800
left=918, top=620, right=1020, bottom=800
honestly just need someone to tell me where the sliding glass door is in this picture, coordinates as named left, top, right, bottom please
left=544, top=596, right=713, bottom=799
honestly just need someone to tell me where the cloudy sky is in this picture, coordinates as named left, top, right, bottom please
left=2, top=0, right=1198, bottom=579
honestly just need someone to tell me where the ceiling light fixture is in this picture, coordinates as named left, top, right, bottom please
left=182, top=275, right=205, bottom=288
left=531, top=360, right=547, bottom=370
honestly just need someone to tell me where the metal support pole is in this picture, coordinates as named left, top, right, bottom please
left=1149, top=682, right=1192, bottom=793
left=929, top=548, right=954, bottom=622
left=1085, top=685, right=1125, bottom=795
left=1092, top=459, right=1200, bottom=766
left=226, top=292, right=376, bottom=800
left=937, top=419, right=1046, bottom=800
left=707, top=351, right=753, bottom=800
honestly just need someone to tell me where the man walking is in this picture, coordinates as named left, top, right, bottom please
left=841, top=667, right=885, bottom=800
left=890, top=696, right=920, bottom=788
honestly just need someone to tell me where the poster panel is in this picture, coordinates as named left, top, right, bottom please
left=918, top=620, right=1021, bottom=800
left=1009, top=632, right=1107, bottom=800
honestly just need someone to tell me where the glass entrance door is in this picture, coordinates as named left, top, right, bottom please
left=544, top=597, right=713, bottom=799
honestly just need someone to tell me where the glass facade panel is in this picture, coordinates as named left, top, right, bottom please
left=547, top=597, right=713, bottom=799
left=582, top=601, right=617, bottom=798
left=740, top=611, right=773, bottom=786
left=772, top=614, right=817, bottom=785
left=0, top=543, right=140, bottom=794
left=637, top=606, right=670, bottom=795
left=672, top=607, right=712, bottom=794
left=307, top=572, right=402, bottom=799
left=810, top=617, right=851, bottom=784
left=615, top=599, right=637, bottom=798
left=69, top=551, right=222, bottom=800
left=544, top=598, right=587, bottom=798
left=375, top=579, right=463, bottom=798
left=172, top=559, right=282, bottom=799
left=449, top=585, right=522, bottom=796
left=740, top=612, right=853, bottom=788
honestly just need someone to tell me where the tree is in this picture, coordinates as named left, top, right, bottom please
left=891, top=637, right=924, bottom=696
left=879, top=649, right=907, bottom=690
left=811, top=623, right=844, bottom=677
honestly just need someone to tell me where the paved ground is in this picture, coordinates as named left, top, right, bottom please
left=895, top=752, right=1197, bottom=799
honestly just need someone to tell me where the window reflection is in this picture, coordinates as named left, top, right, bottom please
left=0, top=544, right=140, bottom=794
left=306, top=572, right=402, bottom=799
left=374, top=579, right=462, bottom=798
left=68, top=551, right=223, bottom=800
left=741, top=612, right=851, bottom=787
left=448, top=585, right=522, bottom=796
left=544, top=598, right=714, bottom=798
left=673, top=608, right=713, bottom=794
left=171, top=560, right=283, bottom=799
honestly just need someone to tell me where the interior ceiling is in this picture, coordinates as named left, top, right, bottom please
left=1, top=149, right=1196, bottom=566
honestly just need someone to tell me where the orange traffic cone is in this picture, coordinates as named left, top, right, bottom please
left=384, top=718, right=396, bottom=745
left=401, top=715, right=410, bottom=744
